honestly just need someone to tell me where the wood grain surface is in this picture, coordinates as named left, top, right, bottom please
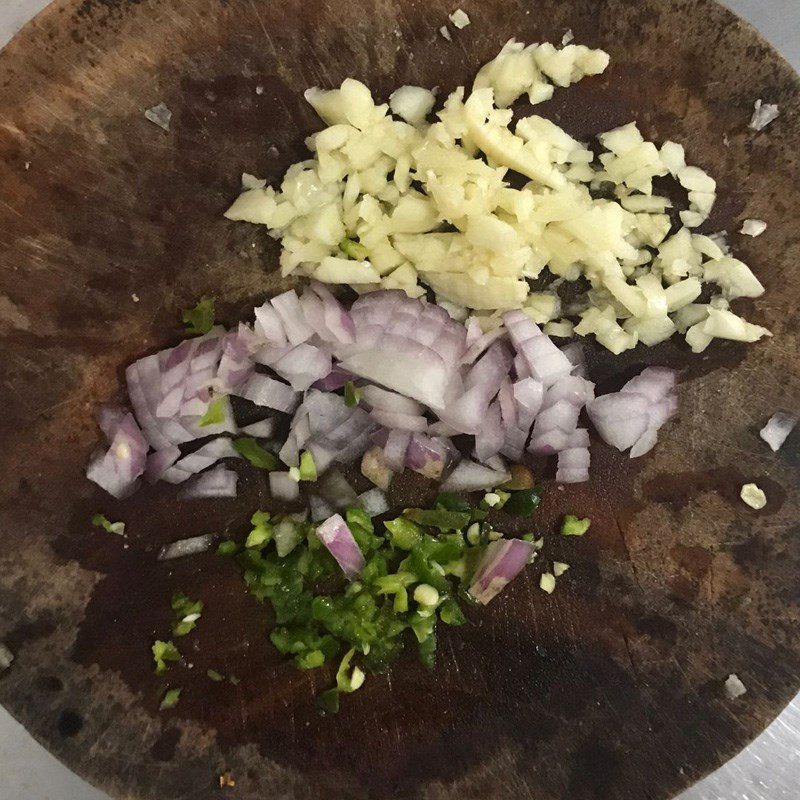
left=0, top=1, right=799, bottom=798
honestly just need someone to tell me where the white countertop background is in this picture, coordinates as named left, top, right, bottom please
left=0, top=1, right=798, bottom=798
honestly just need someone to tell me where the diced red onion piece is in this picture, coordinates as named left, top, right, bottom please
left=350, top=286, right=406, bottom=311
left=335, top=323, right=383, bottom=360
left=311, top=282, right=356, bottom=344
left=158, top=533, right=215, bottom=560
left=304, top=391, right=351, bottom=435
left=503, top=310, right=572, bottom=387
left=559, top=341, right=585, bottom=371
left=362, top=385, right=423, bottom=416
left=497, top=379, right=517, bottom=429
left=312, top=365, right=354, bottom=391
left=415, top=314, right=446, bottom=347
left=144, top=446, right=181, bottom=483
left=475, top=401, right=504, bottom=463
left=239, top=373, right=299, bottom=413
left=390, top=311, right=423, bottom=340
left=334, top=428, right=375, bottom=465
left=269, top=471, right=300, bottom=501
left=313, top=406, right=375, bottom=453
left=190, top=331, right=225, bottom=371
left=586, top=392, right=651, bottom=452
left=86, top=411, right=148, bottom=498
left=340, top=346, right=452, bottom=411
left=621, top=367, right=677, bottom=403
left=239, top=418, right=276, bottom=438
left=542, top=375, right=595, bottom=409
left=128, top=356, right=190, bottom=447
left=532, top=400, right=581, bottom=448
left=253, top=344, right=293, bottom=367
left=529, top=429, right=571, bottom=455
left=760, top=412, right=798, bottom=452
left=555, top=467, right=590, bottom=483
left=178, top=465, right=238, bottom=499
left=86, top=452, right=141, bottom=499
left=436, top=387, right=487, bottom=435
left=182, top=366, right=216, bottom=400
left=417, top=299, right=451, bottom=325
left=156, top=385, right=185, bottom=419
left=440, top=460, right=510, bottom=492
left=513, top=378, right=545, bottom=427
left=279, top=432, right=300, bottom=467
left=465, top=316, right=483, bottom=346
left=469, top=539, right=536, bottom=604
left=358, top=488, right=389, bottom=517
left=271, top=290, right=313, bottom=345
left=216, top=328, right=256, bottom=393
left=629, top=428, right=659, bottom=459
left=273, top=343, right=332, bottom=391
left=514, top=352, right=531, bottom=379
left=161, top=339, right=195, bottom=394
left=162, top=438, right=240, bottom=483
left=254, top=301, right=288, bottom=344
left=316, top=514, right=365, bottom=580
left=97, top=405, right=128, bottom=440
left=463, top=326, right=507, bottom=365
left=405, top=434, right=459, bottom=480
left=427, top=421, right=460, bottom=437
left=431, top=325, right=468, bottom=363
left=125, top=362, right=170, bottom=450
left=370, top=408, right=428, bottom=432
left=341, top=291, right=467, bottom=410
left=299, top=289, right=333, bottom=342
left=383, top=429, right=411, bottom=471
left=557, top=447, right=590, bottom=470
left=647, top=394, right=679, bottom=431
left=483, top=454, right=507, bottom=473
left=292, top=413, right=313, bottom=451
left=464, top=342, right=513, bottom=392
left=440, top=342, right=512, bottom=435
left=500, top=426, right=528, bottom=460
left=180, top=395, right=210, bottom=417
left=565, top=428, right=590, bottom=448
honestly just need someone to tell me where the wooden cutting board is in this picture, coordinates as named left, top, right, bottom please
left=0, top=0, right=799, bottom=798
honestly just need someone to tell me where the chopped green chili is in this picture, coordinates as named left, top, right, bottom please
left=198, top=396, right=227, bottom=427
left=344, top=381, right=363, bottom=408
left=91, top=513, right=125, bottom=535
left=403, top=508, right=471, bottom=531
left=504, top=487, right=542, bottom=516
left=182, top=297, right=215, bottom=335
left=233, top=437, right=280, bottom=469
left=152, top=640, right=180, bottom=675
left=561, top=515, right=591, bottom=536
left=171, top=593, right=203, bottom=637
left=159, top=688, right=182, bottom=710
left=222, top=490, right=553, bottom=712
left=299, top=451, right=317, bottom=481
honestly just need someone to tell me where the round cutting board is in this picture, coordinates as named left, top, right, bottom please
left=0, top=1, right=799, bottom=798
